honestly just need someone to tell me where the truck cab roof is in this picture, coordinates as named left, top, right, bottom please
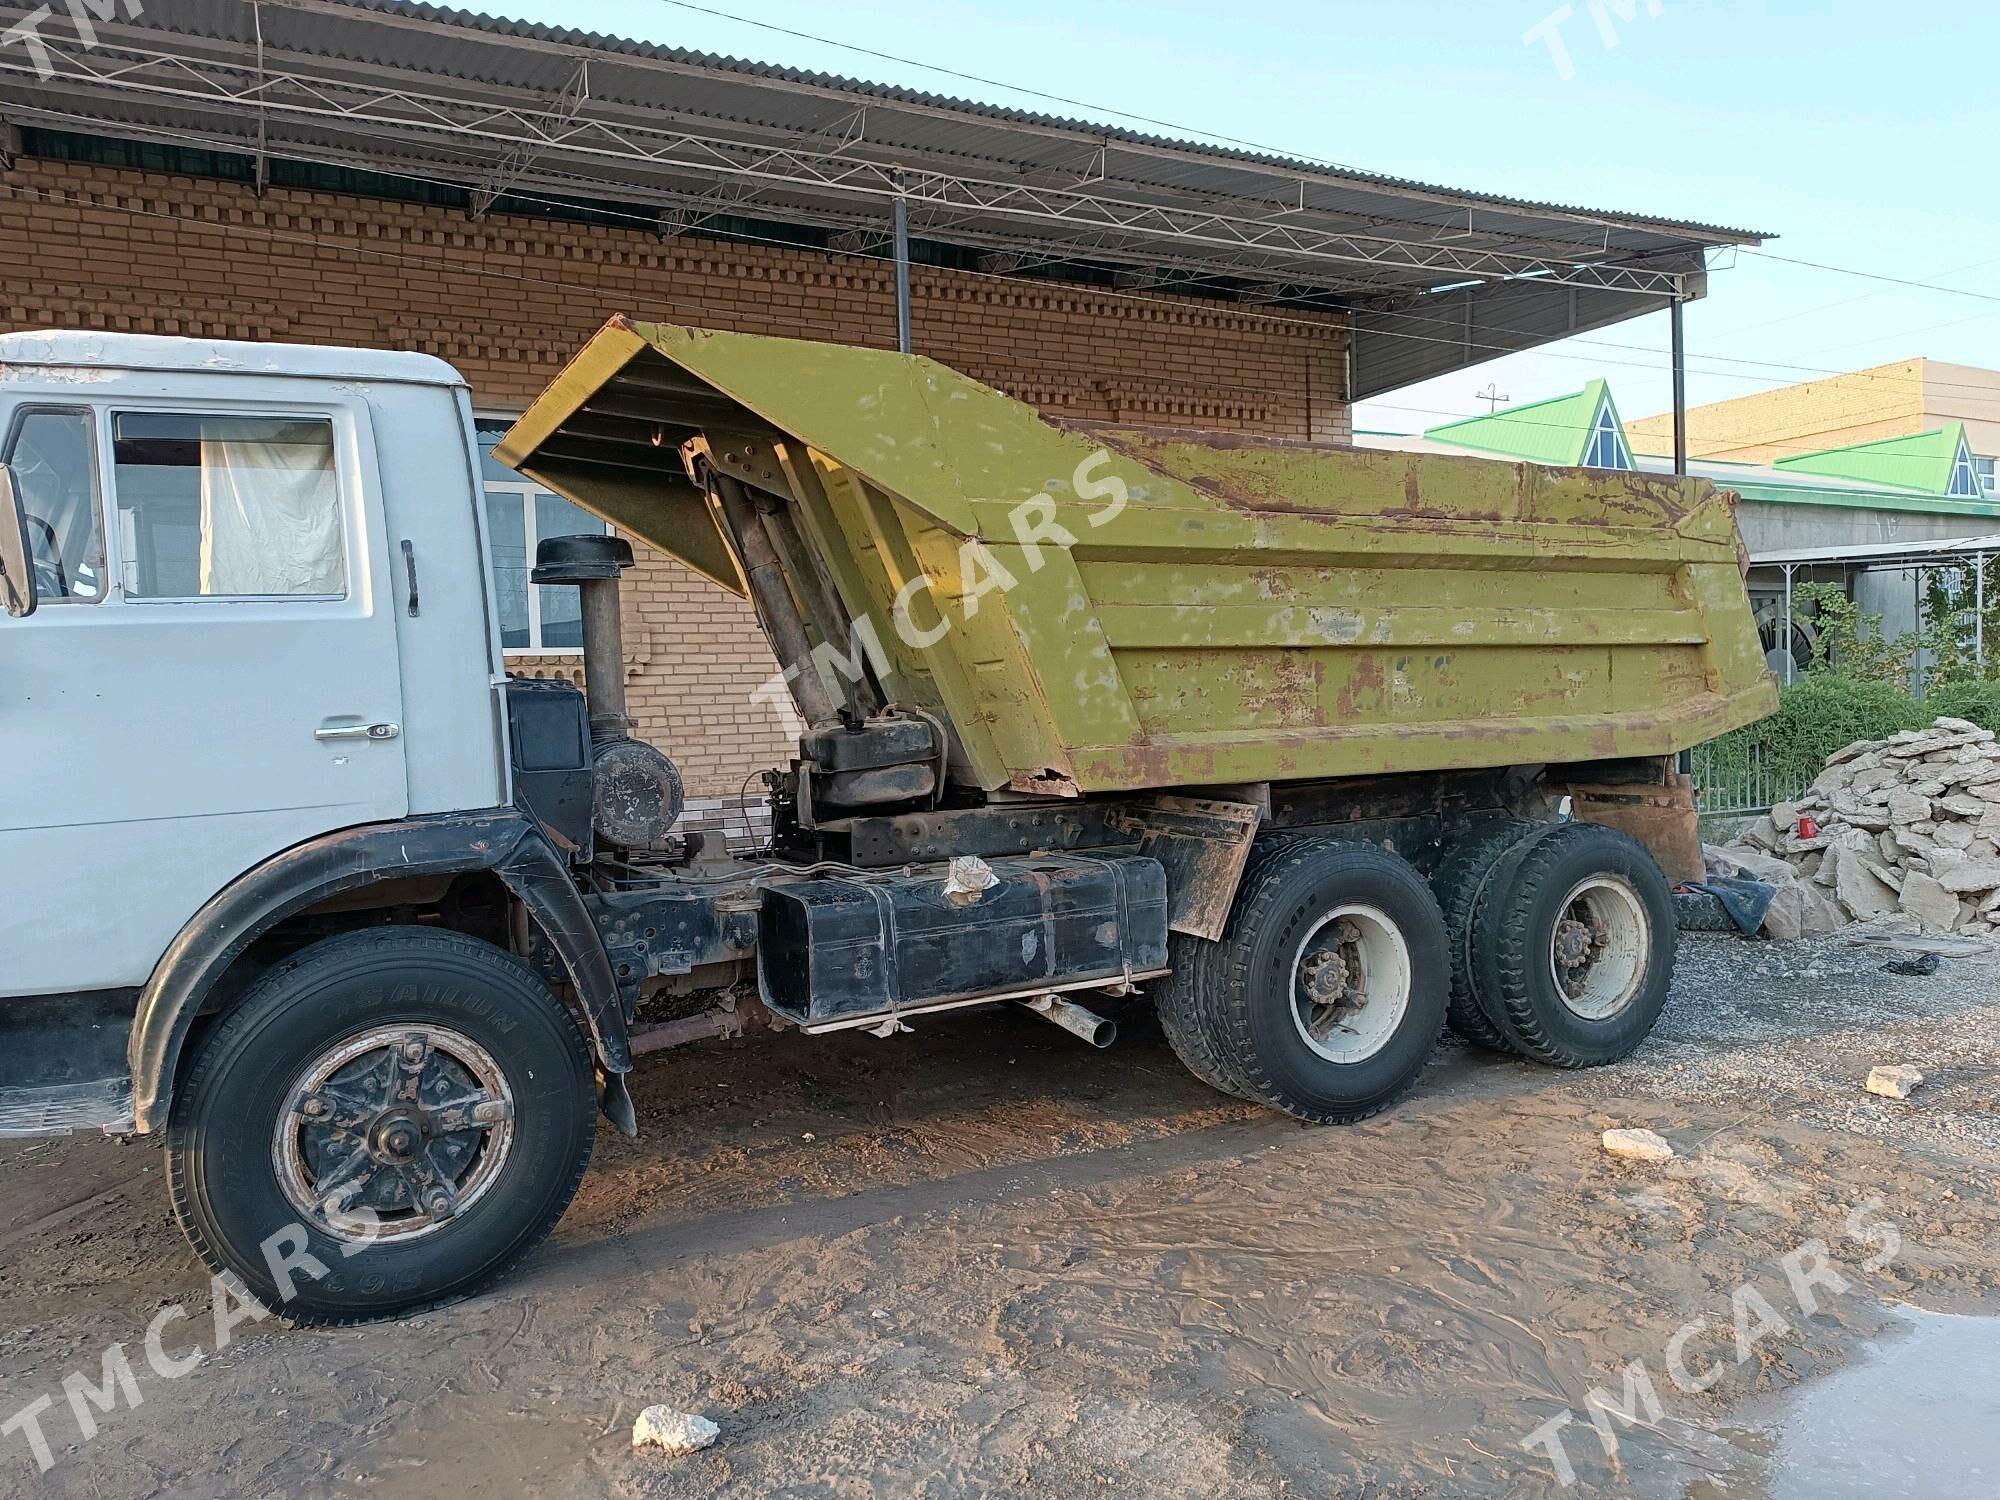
left=0, top=330, right=466, bottom=389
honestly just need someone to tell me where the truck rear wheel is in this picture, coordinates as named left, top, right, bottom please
left=1156, top=931, right=1252, bottom=1100
left=1470, top=822, right=1677, bottom=1067
left=1430, top=818, right=1537, bottom=1055
left=166, top=927, right=597, bottom=1326
left=1206, top=839, right=1450, bottom=1125
left=1156, top=835, right=1311, bottom=1102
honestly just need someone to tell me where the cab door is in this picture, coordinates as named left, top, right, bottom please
left=0, top=391, right=409, bottom=996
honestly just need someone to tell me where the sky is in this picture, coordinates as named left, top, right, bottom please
left=482, top=0, right=2000, bottom=437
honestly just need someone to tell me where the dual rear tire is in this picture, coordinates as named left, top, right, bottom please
left=1457, top=822, right=1677, bottom=1067
left=1159, top=821, right=1676, bottom=1124
left=1161, top=838, right=1451, bottom=1125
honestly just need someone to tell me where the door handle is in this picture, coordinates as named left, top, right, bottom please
left=315, top=722, right=401, bottom=743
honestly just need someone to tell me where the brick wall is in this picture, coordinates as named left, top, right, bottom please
left=1, top=155, right=1352, bottom=792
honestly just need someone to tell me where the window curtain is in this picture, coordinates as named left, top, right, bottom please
left=198, top=423, right=344, bottom=596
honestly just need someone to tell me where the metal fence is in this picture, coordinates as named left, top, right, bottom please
left=1690, top=737, right=1807, bottom=818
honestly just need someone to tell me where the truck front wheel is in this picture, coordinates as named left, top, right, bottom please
left=1208, top=840, right=1450, bottom=1125
left=166, top=927, right=597, bottom=1326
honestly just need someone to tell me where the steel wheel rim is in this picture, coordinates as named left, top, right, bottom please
left=273, top=1024, right=516, bottom=1245
left=1550, top=875, right=1650, bottom=1020
left=1290, top=904, right=1413, bottom=1064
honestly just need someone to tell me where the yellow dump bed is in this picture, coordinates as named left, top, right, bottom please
left=501, top=318, right=1777, bottom=796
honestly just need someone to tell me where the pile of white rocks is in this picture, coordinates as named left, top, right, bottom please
left=1721, top=717, right=2000, bottom=938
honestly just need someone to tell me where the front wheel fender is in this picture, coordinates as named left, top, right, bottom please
left=129, top=810, right=630, bottom=1134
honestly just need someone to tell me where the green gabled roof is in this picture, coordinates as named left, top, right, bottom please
left=1716, top=475, right=2000, bottom=518
left=1774, top=423, right=1975, bottom=495
left=1423, top=379, right=1625, bottom=467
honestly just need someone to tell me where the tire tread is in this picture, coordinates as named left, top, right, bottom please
left=1431, top=819, right=1538, bottom=1054
left=166, top=926, right=597, bottom=1328
left=1471, top=823, right=1677, bottom=1069
left=1157, top=834, right=1311, bottom=1101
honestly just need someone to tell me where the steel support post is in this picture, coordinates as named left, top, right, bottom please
left=1670, top=294, right=1689, bottom=478
left=893, top=186, right=913, bottom=355
left=1782, top=563, right=1797, bottom=684
left=1978, top=554, right=1987, bottom=671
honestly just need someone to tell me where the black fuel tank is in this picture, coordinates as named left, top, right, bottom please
left=758, top=854, right=1168, bottom=1026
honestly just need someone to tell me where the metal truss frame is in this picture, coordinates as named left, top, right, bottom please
left=0, top=19, right=1700, bottom=304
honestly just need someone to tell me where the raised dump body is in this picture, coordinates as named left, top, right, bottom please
left=500, top=317, right=1776, bottom=797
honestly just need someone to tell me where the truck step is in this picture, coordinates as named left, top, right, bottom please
left=0, top=1078, right=136, bottom=1137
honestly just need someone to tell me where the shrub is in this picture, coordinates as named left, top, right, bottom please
left=1764, top=674, right=1928, bottom=776
left=1796, top=582, right=1925, bottom=686
left=1920, top=560, right=2000, bottom=687
left=1701, top=673, right=1925, bottom=799
left=1923, top=679, right=2000, bottom=732
left=1698, top=604, right=2000, bottom=811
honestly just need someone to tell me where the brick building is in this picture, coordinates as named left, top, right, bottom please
left=0, top=0, right=1756, bottom=802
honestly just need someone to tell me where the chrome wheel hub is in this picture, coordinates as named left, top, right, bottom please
left=274, top=1025, right=516, bottom=1244
left=1550, top=875, right=1650, bottom=1021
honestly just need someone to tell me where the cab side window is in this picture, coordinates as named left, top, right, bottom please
left=111, top=414, right=346, bottom=599
left=3, top=408, right=107, bottom=604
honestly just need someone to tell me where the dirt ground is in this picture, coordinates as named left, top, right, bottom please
left=2, top=931, right=1998, bottom=1498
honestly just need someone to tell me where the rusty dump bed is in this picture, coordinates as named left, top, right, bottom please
left=500, top=318, right=1777, bottom=798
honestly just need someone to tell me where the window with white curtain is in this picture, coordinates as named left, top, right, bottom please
left=476, top=419, right=609, bottom=653
left=110, top=413, right=345, bottom=598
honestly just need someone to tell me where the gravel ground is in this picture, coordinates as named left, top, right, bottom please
left=1, top=929, right=1996, bottom=1498
left=1639, top=932, right=2000, bottom=1157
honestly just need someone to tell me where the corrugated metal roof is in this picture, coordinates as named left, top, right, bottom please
left=1775, top=424, right=1972, bottom=495
left=0, top=0, right=1769, bottom=396
left=1753, top=534, right=2000, bottom=567
left=1363, top=419, right=2000, bottom=517
left=1419, top=381, right=1615, bottom=468
left=309, top=0, right=1766, bottom=244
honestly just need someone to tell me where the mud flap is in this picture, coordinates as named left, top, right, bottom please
left=1110, top=796, right=1263, bottom=941
left=599, top=1071, right=639, bottom=1138
left=1559, top=775, right=1704, bottom=886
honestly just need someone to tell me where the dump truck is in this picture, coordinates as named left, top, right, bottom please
left=0, top=320, right=1776, bottom=1322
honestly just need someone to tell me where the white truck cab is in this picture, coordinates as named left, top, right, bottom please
left=0, top=333, right=508, bottom=999
left=0, top=334, right=658, bottom=1322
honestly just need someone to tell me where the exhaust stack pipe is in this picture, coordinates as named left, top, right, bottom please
left=533, top=534, right=634, bottom=744
left=533, top=534, right=684, bottom=848
left=1020, top=994, right=1117, bottom=1049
